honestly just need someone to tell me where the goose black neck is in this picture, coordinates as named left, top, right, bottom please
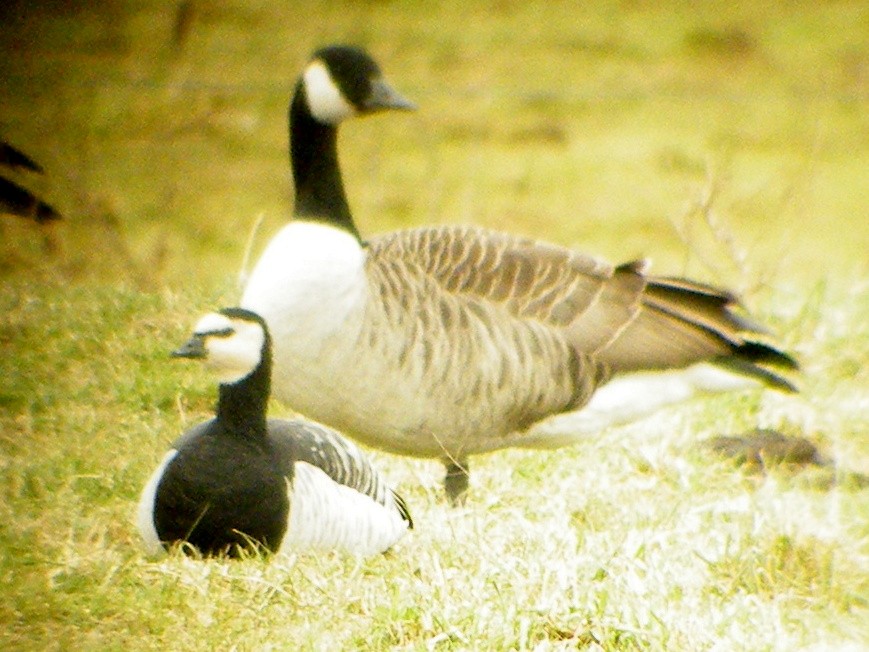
left=289, top=82, right=361, bottom=240
left=216, top=350, right=271, bottom=436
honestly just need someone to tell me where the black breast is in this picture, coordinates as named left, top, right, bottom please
left=153, top=420, right=290, bottom=557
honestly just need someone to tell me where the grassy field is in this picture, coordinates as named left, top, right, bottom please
left=1, top=1, right=867, bottom=650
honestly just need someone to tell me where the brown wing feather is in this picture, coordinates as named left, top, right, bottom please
left=367, top=225, right=796, bottom=389
left=369, top=225, right=617, bottom=324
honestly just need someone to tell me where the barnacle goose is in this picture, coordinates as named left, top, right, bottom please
left=240, top=45, right=799, bottom=503
left=136, top=307, right=412, bottom=557
left=0, top=141, right=61, bottom=222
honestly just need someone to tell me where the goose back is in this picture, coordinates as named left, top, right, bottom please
left=367, top=225, right=794, bottom=381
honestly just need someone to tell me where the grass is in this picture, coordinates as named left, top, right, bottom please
left=1, top=0, right=867, bottom=650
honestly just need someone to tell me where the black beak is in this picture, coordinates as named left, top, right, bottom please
left=172, top=335, right=207, bottom=359
left=364, top=78, right=416, bottom=113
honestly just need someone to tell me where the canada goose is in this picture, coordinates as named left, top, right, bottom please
left=0, top=141, right=61, bottom=222
left=240, top=45, right=798, bottom=503
left=136, top=307, right=412, bottom=558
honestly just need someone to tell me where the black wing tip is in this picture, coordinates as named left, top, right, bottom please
left=0, top=142, right=44, bottom=174
left=649, top=274, right=741, bottom=304
left=764, top=373, right=799, bottom=394
left=392, top=490, right=414, bottom=529
left=735, top=341, right=800, bottom=371
left=616, top=258, right=651, bottom=275
left=1, top=143, right=61, bottom=222
left=34, top=201, right=62, bottom=223
left=0, top=177, right=63, bottom=222
left=715, top=356, right=799, bottom=393
left=722, top=340, right=800, bottom=393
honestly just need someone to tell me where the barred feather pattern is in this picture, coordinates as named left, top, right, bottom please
left=264, top=418, right=411, bottom=556
left=356, top=230, right=608, bottom=459
left=366, top=225, right=795, bottom=380
left=269, top=418, right=412, bottom=529
left=245, top=221, right=795, bottom=464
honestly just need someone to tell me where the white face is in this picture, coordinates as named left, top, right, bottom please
left=303, top=60, right=357, bottom=124
left=192, top=312, right=266, bottom=384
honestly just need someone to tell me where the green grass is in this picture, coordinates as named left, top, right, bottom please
left=1, top=1, right=867, bottom=650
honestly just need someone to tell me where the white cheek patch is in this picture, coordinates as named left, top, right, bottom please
left=303, top=60, right=356, bottom=124
left=192, top=313, right=266, bottom=384
left=206, top=321, right=265, bottom=384
left=206, top=345, right=260, bottom=384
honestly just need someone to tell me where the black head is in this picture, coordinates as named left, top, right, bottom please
left=300, top=44, right=415, bottom=125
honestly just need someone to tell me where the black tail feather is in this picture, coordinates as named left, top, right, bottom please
left=0, top=177, right=61, bottom=222
left=733, top=341, right=799, bottom=370
left=715, top=340, right=800, bottom=393
left=0, top=142, right=44, bottom=173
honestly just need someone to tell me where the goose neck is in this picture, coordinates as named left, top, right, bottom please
left=216, top=355, right=271, bottom=436
left=289, top=84, right=360, bottom=240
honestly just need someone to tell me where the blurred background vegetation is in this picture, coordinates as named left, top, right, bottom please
left=1, top=0, right=866, bottom=293
left=1, top=2, right=867, bottom=649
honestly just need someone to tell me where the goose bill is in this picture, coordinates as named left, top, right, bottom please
left=172, top=336, right=207, bottom=359
left=364, top=79, right=416, bottom=112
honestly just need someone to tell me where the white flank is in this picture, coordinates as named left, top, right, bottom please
left=136, top=449, right=178, bottom=555
left=280, top=462, right=409, bottom=557
left=303, top=60, right=356, bottom=124
left=524, top=363, right=759, bottom=447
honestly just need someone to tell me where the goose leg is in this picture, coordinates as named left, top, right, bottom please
left=443, top=457, right=469, bottom=505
